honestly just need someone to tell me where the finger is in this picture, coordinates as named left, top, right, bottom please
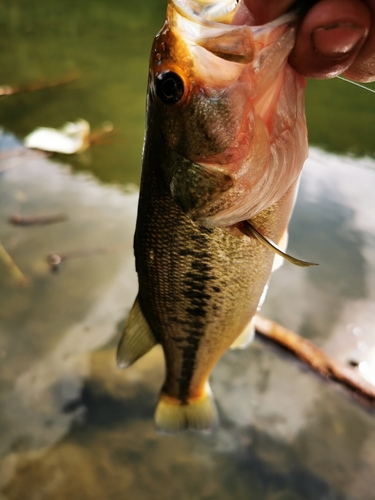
left=239, top=0, right=294, bottom=24
left=344, top=0, right=375, bottom=81
left=289, top=0, right=371, bottom=79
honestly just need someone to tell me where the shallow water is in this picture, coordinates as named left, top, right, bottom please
left=1, top=1, right=375, bottom=499
left=1, top=135, right=375, bottom=500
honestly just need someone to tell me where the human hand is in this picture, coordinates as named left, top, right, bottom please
left=241, top=0, right=375, bottom=82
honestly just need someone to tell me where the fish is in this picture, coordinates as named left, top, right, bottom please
left=117, top=0, right=312, bottom=433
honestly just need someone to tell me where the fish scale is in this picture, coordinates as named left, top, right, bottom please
left=117, top=0, right=309, bottom=432
left=131, top=141, right=297, bottom=424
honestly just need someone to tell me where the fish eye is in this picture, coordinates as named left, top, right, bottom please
left=155, top=71, right=185, bottom=105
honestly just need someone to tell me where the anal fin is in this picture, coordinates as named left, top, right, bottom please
left=230, top=318, right=255, bottom=350
left=117, top=296, right=157, bottom=369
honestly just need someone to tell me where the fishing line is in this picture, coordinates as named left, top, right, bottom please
left=335, top=75, right=375, bottom=168
left=337, top=76, right=375, bottom=95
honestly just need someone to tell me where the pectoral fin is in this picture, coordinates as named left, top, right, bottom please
left=241, top=221, right=318, bottom=268
left=117, top=296, right=157, bottom=369
left=170, top=160, right=233, bottom=218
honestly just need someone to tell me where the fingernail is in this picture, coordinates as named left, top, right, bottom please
left=312, top=24, right=366, bottom=58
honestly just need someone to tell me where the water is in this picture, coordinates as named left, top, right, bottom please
left=1, top=1, right=375, bottom=499
left=0, top=0, right=166, bottom=185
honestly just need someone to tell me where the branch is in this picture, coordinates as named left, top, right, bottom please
left=0, top=148, right=50, bottom=173
left=0, top=242, right=28, bottom=286
left=0, top=71, right=79, bottom=96
left=254, top=315, right=375, bottom=409
left=8, top=213, right=68, bottom=226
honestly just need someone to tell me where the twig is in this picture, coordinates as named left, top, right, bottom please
left=47, top=244, right=127, bottom=272
left=0, top=241, right=28, bottom=286
left=0, top=71, right=80, bottom=96
left=0, top=148, right=50, bottom=173
left=254, top=315, right=375, bottom=409
left=9, top=213, right=68, bottom=226
left=88, top=122, right=116, bottom=145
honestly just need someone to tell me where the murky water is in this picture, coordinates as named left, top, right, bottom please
left=1, top=0, right=375, bottom=499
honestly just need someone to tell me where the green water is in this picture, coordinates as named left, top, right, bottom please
left=1, top=0, right=375, bottom=186
left=0, top=0, right=166, bottom=184
left=306, top=78, right=375, bottom=157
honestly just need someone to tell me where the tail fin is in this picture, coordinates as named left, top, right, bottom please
left=155, top=384, right=218, bottom=433
left=117, top=295, right=157, bottom=368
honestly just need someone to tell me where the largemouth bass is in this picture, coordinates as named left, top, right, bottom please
left=117, top=0, right=309, bottom=432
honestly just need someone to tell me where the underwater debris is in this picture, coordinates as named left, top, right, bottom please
left=24, top=120, right=116, bottom=154
left=47, top=244, right=127, bottom=272
left=255, top=315, right=375, bottom=411
left=0, top=71, right=79, bottom=96
left=0, top=241, right=28, bottom=286
left=8, top=213, right=68, bottom=226
left=24, top=119, right=91, bottom=154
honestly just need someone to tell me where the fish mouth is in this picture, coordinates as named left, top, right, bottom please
left=170, top=0, right=296, bottom=33
left=169, top=152, right=234, bottom=219
left=171, top=0, right=239, bottom=25
left=163, top=2, right=306, bottom=228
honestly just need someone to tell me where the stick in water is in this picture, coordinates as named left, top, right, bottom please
left=254, top=315, right=375, bottom=409
left=8, top=214, right=68, bottom=226
left=0, top=71, right=80, bottom=96
left=0, top=242, right=28, bottom=286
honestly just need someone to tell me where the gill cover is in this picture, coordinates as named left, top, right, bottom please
left=149, top=0, right=307, bottom=227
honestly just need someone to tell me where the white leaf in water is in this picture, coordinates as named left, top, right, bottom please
left=24, top=119, right=90, bottom=154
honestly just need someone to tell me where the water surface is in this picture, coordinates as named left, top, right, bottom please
left=1, top=0, right=375, bottom=185
left=1, top=1, right=375, bottom=499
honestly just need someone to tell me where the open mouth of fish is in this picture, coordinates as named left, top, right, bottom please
left=153, top=0, right=308, bottom=228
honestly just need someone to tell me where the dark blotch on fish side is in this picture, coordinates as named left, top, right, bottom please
left=175, top=239, right=216, bottom=402
left=182, top=289, right=211, bottom=301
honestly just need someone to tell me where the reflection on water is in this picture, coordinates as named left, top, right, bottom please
left=1, top=0, right=375, bottom=497
left=0, top=0, right=374, bottom=186
left=1, top=131, right=375, bottom=499
left=0, top=0, right=166, bottom=185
